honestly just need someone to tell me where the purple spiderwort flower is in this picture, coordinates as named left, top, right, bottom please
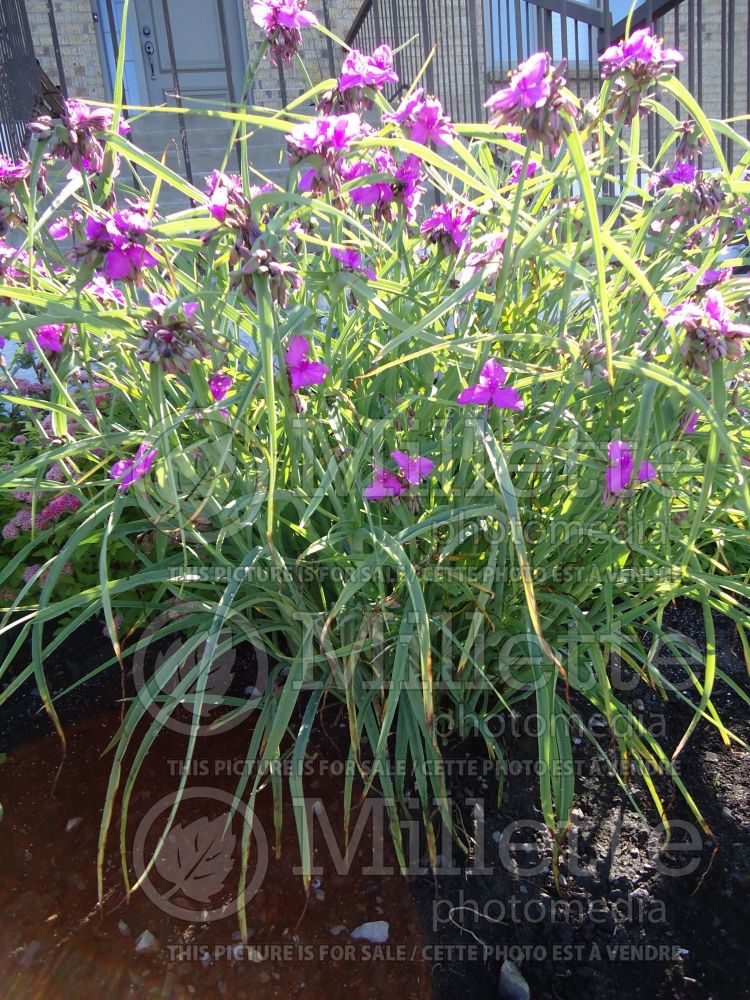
left=487, top=52, right=552, bottom=114
left=665, top=289, right=750, bottom=372
left=364, top=465, right=405, bottom=501
left=0, top=154, right=31, bottom=190
left=364, top=451, right=435, bottom=500
left=384, top=88, right=455, bottom=146
left=287, top=114, right=365, bottom=196
left=84, top=273, right=126, bottom=306
left=599, top=27, right=682, bottom=78
left=681, top=410, right=700, bottom=434
left=686, top=264, right=730, bottom=289
left=420, top=202, right=476, bottom=254
left=485, top=52, right=575, bottom=154
left=391, top=451, right=434, bottom=485
left=110, top=444, right=158, bottom=492
left=509, top=159, right=540, bottom=184
left=342, top=150, right=424, bottom=223
left=287, top=113, right=363, bottom=158
left=599, top=28, right=682, bottom=123
left=457, top=358, right=524, bottom=411
left=251, top=0, right=318, bottom=64
left=331, top=246, right=376, bottom=280
left=286, top=336, right=329, bottom=391
left=649, top=160, right=696, bottom=192
left=28, top=324, right=65, bottom=353
left=604, top=441, right=656, bottom=494
left=339, top=45, right=398, bottom=92
left=209, top=374, right=233, bottom=402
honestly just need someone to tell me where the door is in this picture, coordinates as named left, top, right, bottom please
left=133, top=0, right=247, bottom=108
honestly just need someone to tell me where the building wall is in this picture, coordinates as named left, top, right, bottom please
left=22, top=0, right=749, bottom=154
left=25, top=0, right=105, bottom=100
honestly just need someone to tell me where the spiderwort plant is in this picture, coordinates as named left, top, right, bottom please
left=0, top=22, right=749, bottom=926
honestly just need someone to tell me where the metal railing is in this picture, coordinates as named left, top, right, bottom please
left=346, top=0, right=487, bottom=123
left=0, top=0, right=41, bottom=158
left=347, top=0, right=750, bottom=166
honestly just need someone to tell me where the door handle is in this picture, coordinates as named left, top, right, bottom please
left=144, top=39, right=156, bottom=80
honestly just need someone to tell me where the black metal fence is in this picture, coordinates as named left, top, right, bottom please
left=346, top=0, right=487, bottom=122
left=347, top=0, right=750, bottom=166
left=0, top=0, right=41, bottom=158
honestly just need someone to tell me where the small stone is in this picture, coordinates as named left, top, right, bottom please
left=350, top=921, right=389, bottom=944
left=499, top=959, right=531, bottom=1000
left=330, top=925, right=346, bottom=936
left=314, top=889, right=325, bottom=901
left=721, top=806, right=734, bottom=820
left=134, top=930, right=160, bottom=955
left=65, top=817, right=83, bottom=833
left=492, top=830, right=502, bottom=844
left=117, top=920, right=131, bottom=937
left=570, top=808, right=585, bottom=822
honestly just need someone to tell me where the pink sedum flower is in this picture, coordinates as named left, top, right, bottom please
left=457, top=358, right=524, bottom=411
left=110, top=444, right=158, bottom=492
left=286, top=336, right=329, bottom=391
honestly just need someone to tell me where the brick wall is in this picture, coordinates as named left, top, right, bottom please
left=25, top=0, right=105, bottom=99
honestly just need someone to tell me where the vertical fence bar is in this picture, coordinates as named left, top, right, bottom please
left=159, top=0, right=193, bottom=186
left=45, top=0, right=68, bottom=97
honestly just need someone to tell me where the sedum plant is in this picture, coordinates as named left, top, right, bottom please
left=1, top=1, right=749, bottom=922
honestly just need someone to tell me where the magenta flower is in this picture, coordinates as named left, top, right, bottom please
left=340, top=45, right=398, bottom=92
left=343, top=155, right=394, bottom=208
left=287, top=113, right=363, bottom=158
left=391, top=451, right=434, bottom=485
left=251, top=0, right=318, bottom=64
left=457, top=358, right=524, bottom=410
left=509, top=159, right=540, bottom=184
left=342, top=149, right=424, bottom=223
left=384, top=88, right=455, bottom=146
left=599, top=28, right=682, bottom=123
left=74, top=208, right=158, bottom=283
left=649, top=160, right=696, bottom=191
left=681, top=410, right=700, bottom=434
left=364, top=466, right=405, bottom=501
left=0, top=154, right=31, bottom=190
left=286, top=336, right=329, bottom=391
left=486, top=52, right=551, bottom=115
left=485, top=52, right=574, bottom=154
left=209, top=374, right=233, bottom=402
left=29, top=99, right=117, bottom=173
left=28, top=324, right=65, bottom=353
left=600, top=28, right=682, bottom=78
left=84, top=274, right=126, bottom=306
left=420, top=202, right=476, bottom=254
left=665, top=289, right=750, bottom=372
left=331, top=246, right=376, bottom=280
left=110, top=444, right=158, bottom=492
left=605, top=441, right=656, bottom=494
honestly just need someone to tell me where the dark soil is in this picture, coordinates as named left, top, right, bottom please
left=414, top=601, right=750, bottom=999
left=0, top=600, right=748, bottom=999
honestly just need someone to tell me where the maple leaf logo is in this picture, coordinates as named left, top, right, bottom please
left=155, top=814, right=236, bottom=903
